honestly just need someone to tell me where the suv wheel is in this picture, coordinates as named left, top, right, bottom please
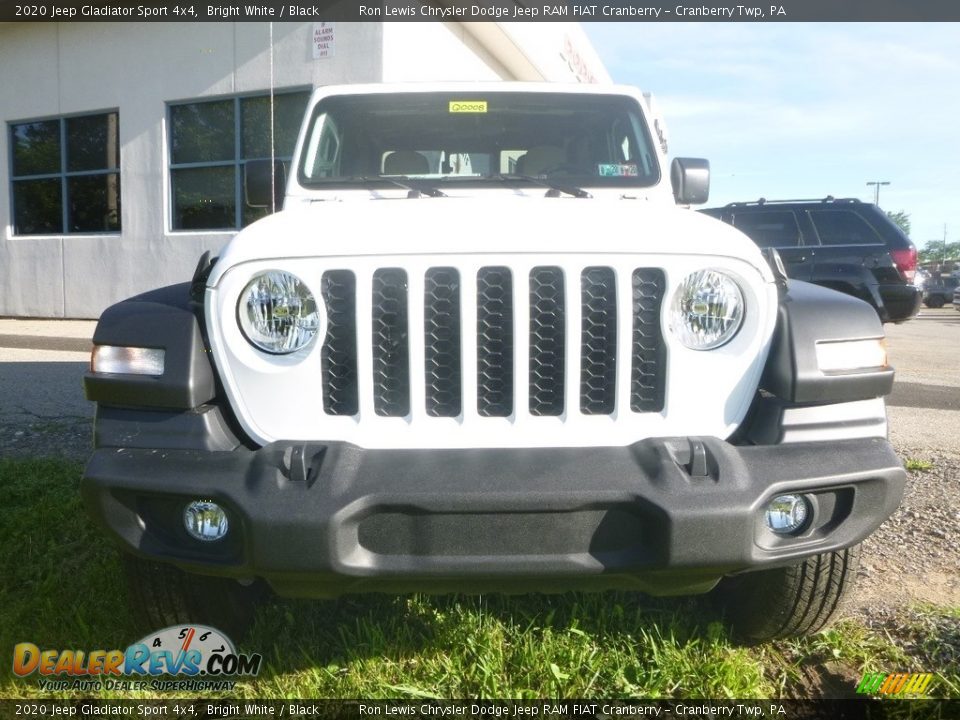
left=122, top=555, right=266, bottom=639
left=712, top=545, right=860, bottom=642
left=925, top=296, right=944, bottom=309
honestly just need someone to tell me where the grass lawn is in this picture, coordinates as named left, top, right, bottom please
left=1, top=458, right=956, bottom=700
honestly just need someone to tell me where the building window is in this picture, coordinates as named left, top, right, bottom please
left=169, top=90, right=310, bottom=231
left=9, top=112, right=121, bottom=235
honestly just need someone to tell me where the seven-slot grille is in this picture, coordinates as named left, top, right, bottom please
left=320, top=266, right=666, bottom=418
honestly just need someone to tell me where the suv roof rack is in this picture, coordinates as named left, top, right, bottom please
left=724, top=196, right=862, bottom=207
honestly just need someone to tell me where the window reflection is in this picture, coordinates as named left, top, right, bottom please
left=13, top=179, right=63, bottom=235
left=170, top=90, right=309, bottom=231
left=68, top=174, right=121, bottom=232
left=12, top=121, right=60, bottom=176
left=172, top=167, right=235, bottom=231
left=67, top=113, right=119, bottom=172
left=10, top=111, right=120, bottom=236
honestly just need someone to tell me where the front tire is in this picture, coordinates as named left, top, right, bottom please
left=122, top=555, right=266, bottom=639
left=925, top=296, right=944, bottom=308
left=712, top=545, right=860, bottom=642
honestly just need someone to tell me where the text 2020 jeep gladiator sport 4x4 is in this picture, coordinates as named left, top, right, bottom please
left=82, top=83, right=905, bottom=641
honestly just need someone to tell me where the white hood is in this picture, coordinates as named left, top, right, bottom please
left=208, top=195, right=772, bottom=287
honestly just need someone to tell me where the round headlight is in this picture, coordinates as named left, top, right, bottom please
left=238, top=271, right=320, bottom=354
left=669, top=269, right=744, bottom=350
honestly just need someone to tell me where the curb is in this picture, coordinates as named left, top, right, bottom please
left=0, top=335, right=92, bottom=353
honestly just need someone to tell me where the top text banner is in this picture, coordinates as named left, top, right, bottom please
left=2, top=0, right=960, bottom=22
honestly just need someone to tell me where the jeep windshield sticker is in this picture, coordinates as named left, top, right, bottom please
left=449, top=101, right=487, bottom=113
left=598, top=163, right=639, bottom=177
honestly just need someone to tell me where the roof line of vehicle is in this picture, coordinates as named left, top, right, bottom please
left=724, top=196, right=863, bottom=207
left=308, top=81, right=645, bottom=97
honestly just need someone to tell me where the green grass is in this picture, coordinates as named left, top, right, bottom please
left=905, top=458, right=935, bottom=472
left=1, top=458, right=956, bottom=700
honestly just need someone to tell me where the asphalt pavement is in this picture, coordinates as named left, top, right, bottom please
left=0, top=319, right=95, bottom=426
left=883, top=307, right=960, bottom=454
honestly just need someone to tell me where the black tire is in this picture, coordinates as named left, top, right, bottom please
left=925, top=296, right=944, bottom=308
left=122, top=554, right=266, bottom=639
left=712, top=545, right=860, bottom=642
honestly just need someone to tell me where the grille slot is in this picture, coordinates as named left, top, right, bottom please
left=476, top=267, right=514, bottom=417
left=320, top=270, right=359, bottom=416
left=424, top=267, right=462, bottom=417
left=631, top=268, right=667, bottom=413
left=580, top=267, right=618, bottom=415
left=372, top=268, right=410, bottom=417
left=528, top=266, right=566, bottom=416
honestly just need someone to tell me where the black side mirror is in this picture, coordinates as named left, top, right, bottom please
left=670, top=157, right=710, bottom=205
left=244, top=159, right=287, bottom=210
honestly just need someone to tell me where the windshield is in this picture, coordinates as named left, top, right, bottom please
left=297, top=91, right=660, bottom=190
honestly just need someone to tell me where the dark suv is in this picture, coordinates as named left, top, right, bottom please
left=922, top=275, right=959, bottom=308
left=701, top=197, right=921, bottom=323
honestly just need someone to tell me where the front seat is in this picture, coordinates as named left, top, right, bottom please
left=515, top=145, right=565, bottom=176
left=383, top=150, right=430, bottom=175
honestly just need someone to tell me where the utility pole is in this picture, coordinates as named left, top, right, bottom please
left=866, top=180, right=890, bottom=206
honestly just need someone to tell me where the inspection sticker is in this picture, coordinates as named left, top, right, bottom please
left=449, top=101, right=488, bottom=113
left=598, top=163, right=639, bottom=177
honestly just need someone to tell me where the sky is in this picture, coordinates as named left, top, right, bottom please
left=582, top=23, right=958, bottom=249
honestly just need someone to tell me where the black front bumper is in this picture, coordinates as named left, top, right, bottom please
left=82, top=436, right=905, bottom=598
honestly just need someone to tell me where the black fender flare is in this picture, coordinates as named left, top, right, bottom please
left=83, top=283, right=216, bottom=409
left=761, top=280, right=894, bottom=404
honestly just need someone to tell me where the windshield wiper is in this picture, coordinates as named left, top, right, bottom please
left=490, top=173, right=591, bottom=199
left=354, top=176, right=447, bottom=198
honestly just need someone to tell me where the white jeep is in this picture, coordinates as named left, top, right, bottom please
left=83, top=83, right=905, bottom=641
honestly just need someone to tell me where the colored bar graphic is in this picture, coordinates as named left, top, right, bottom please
left=858, top=671, right=935, bottom=695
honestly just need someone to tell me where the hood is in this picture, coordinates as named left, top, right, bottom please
left=209, top=195, right=771, bottom=286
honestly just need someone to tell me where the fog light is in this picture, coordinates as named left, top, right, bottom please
left=183, top=501, right=229, bottom=542
left=765, top=494, right=809, bottom=534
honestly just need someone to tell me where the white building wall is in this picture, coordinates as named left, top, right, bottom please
left=0, top=21, right=608, bottom=319
left=381, top=23, right=511, bottom=82
left=0, top=22, right=384, bottom=318
left=499, top=23, right=613, bottom=83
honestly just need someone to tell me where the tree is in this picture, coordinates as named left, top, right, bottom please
left=919, top=240, right=960, bottom=264
left=886, top=210, right=911, bottom=237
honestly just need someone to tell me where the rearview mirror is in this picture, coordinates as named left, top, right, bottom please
left=671, top=158, right=710, bottom=205
left=244, top=159, right=287, bottom=210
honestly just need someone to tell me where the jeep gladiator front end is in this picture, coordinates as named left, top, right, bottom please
left=82, top=84, right=905, bottom=640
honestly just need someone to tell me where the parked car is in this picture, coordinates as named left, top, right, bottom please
left=701, top=197, right=922, bottom=323
left=923, top=276, right=960, bottom=308
left=954, top=284, right=960, bottom=312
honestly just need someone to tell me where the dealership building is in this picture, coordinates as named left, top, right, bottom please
left=0, top=21, right=609, bottom=318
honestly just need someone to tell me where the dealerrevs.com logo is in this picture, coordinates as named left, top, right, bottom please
left=13, top=625, right=262, bottom=692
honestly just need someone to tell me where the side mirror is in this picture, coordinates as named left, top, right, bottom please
left=670, top=157, right=710, bottom=205
left=244, top=159, right=287, bottom=210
